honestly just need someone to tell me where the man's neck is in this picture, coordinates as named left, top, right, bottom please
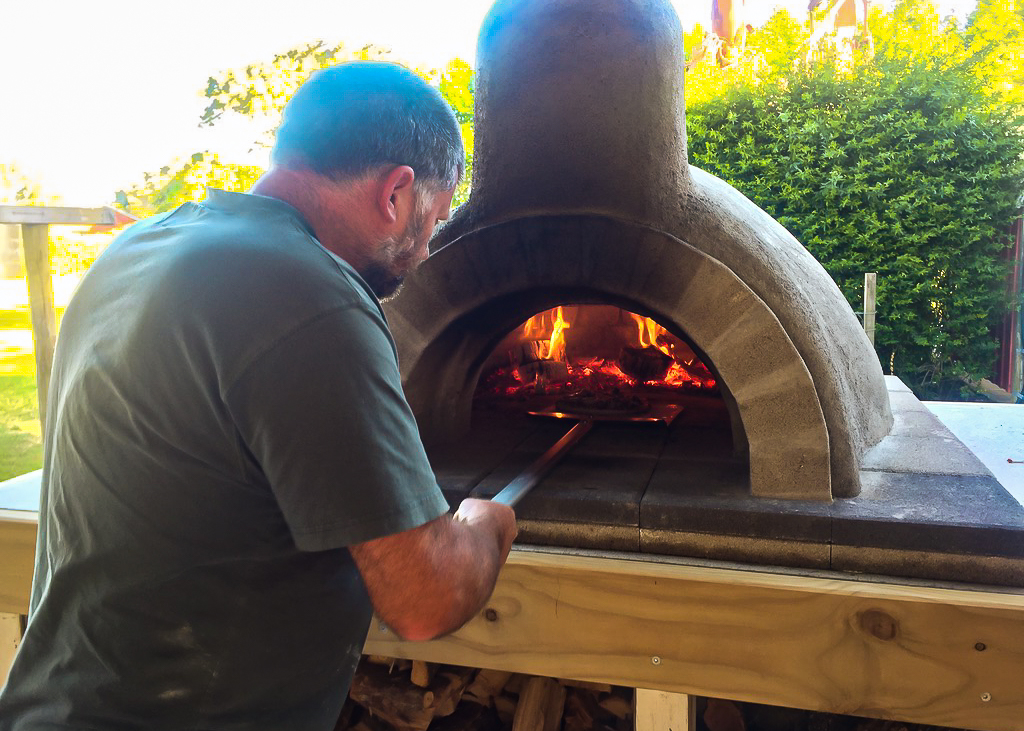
left=250, top=168, right=375, bottom=270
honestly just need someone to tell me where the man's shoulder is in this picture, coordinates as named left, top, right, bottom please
left=120, top=196, right=372, bottom=312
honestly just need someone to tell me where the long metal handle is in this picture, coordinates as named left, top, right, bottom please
left=490, top=419, right=594, bottom=507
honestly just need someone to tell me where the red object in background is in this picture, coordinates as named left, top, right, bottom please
left=84, top=207, right=138, bottom=234
left=995, top=217, right=1023, bottom=398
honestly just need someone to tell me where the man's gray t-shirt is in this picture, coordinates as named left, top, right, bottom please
left=0, top=189, right=449, bottom=730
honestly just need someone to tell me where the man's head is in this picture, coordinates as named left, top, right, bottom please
left=256, top=61, right=463, bottom=298
left=357, top=180, right=450, bottom=299
left=272, top=62, right=464, bottom=190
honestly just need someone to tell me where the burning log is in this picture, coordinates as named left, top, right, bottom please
left=510, top=340, right=570, bottom=385
left=618, top=345, right=674, bottom=383
left=515, top=358, right=569, bottom=385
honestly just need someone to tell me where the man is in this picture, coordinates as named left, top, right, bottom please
left=0, top=62, right=517, bottom=730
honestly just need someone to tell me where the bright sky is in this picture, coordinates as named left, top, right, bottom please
left=1, top=0, right=976, bottom=207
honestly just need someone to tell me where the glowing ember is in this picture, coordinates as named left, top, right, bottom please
left=476, top=304, right=717, bottom=403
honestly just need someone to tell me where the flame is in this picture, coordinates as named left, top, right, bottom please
left=522, top=312, right=547, bottom=340
left=483, top=305, right=718, bottom=400
left=548, top=306, right=570, bottom=361
left=631, top=314, right=674, bottom=358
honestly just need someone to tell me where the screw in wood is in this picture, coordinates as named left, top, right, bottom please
left=981, top=693, right=992, bottom=702
left=484, top=608, right=499, bottom=622
left=651, top=656, right=661, bottom=665
left=975, top=642, right=987, bottom=651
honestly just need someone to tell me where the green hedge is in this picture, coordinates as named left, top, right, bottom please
left=687, top=54, right=1024, bottom=399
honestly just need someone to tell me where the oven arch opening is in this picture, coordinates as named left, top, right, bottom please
left=387, top=215, right=833, bottom=500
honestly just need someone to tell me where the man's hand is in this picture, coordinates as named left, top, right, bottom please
left=349, top=498, right=517, bottom=642
left=453, top=498, right=517, bottom=562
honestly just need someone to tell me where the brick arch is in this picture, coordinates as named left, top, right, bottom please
left=385, top=215, right=832, bottom=501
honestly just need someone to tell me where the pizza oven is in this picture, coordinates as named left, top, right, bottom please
left=383, top=0, right=1024, bottom=586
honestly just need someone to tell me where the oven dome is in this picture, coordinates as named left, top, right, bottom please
left=384, top=0, right=892, bottom=500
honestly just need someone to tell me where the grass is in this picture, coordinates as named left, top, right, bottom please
left=0, top=301, right=72, bottom=481
left=0, top=306, right=65, bottom=330
left=0, top=349, right=42, bottom=482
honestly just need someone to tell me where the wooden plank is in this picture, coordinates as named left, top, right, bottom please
left=634, top=689, right=695, bottom=731
left=0, top=205, right=114, bottom=226
left=863, top=272, right=877, bottom=347
left=21, top=223, right=56, bottom=431
left=365, top=550, right=1024, bottom=731
left=0, top=613, right=23, bottom=685
left=0, top=510, right=36, bottom=615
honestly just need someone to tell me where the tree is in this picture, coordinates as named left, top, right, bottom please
left=964, top=0, right=1024, bottom=108
left=116, top=153, right=263, bottom=217
left=686, top=0, right=1024, bottom=399
left=120, top=42, right=477, bottom=214
left=0, top=162, right=55, bottom=205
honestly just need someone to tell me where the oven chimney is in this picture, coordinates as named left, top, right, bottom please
left=468, top=0, right=689, bottom=228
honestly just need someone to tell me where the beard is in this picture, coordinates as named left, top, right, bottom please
left=360, top=256, right=406, bottom=301
left=360, top=207, right=431, bottom=301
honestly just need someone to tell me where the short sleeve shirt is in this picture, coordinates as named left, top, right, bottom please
left=0, top=190, right=449, bottom=730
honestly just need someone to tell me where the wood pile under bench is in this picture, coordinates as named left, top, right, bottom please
left=338, top=659, right=979, bottom=731
left=343, top=659, right=632, bottom=731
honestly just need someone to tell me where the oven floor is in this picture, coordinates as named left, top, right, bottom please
left=426, top=380, right=1024, bottom=587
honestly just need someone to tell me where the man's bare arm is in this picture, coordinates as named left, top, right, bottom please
left=348, top=498, right=517, bottom=642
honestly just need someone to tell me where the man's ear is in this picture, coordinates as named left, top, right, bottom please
left=376, top=165, right=416, bottom=225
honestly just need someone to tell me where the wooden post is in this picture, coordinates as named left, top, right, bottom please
left=635, top=689, right=696, bottom=731
left=0, top=208, right=124, bottom=435
left=863, top=272, right=876, bottom=347
left=20, top=223, right=57, bottom=431
left=0, top=613, right=23, bottom=686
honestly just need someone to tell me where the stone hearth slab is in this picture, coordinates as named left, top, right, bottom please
left=639, top=459, right=831, bottom=544
left=468, top=420, right=664, bottom=527
left=831, top=471, right=1024, bottom=558
left=432, top=380, right=1024, bottom=586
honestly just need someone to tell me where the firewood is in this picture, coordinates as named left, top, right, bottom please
left=618, top=345, right=673, bottom=382
left=563, top=686, right=625, bottom=731
left=409, top=661, right=432, bottom=688
left=493, top=694, right=517, bottom=725
left=432, top=667, right=475, bottom=717
left=598, top=694, right=631, bottom=720
left=512, top=676, right=559, bottom=731
left=463, top=668, right=513, bottom=706
left=509, top=340, right=549, bottom=365
left=543, top=680, right=567, bottom=731
left=515, top=358, right=569, bottom=384
left=558, top=678, right=613, bottom=694
left=503, top=673, right=527, bottom=695
left=349, top=661, right=473, bottom=731
left=704, top=698, right=746, bottom=731
left=428, top=702, right=503, bottom=731
left=563, top=689, right=595, bottom=731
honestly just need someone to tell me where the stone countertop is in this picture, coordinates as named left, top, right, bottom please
left=1, top=402, right=1021, bottom=514
left=0, top=470, right=41, bottom=512
left=925, top=401, right=1024, bottom=507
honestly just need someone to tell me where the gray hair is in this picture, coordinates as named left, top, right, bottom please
left=271, top=61, right=464, bottom=189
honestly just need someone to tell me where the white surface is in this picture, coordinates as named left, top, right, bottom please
left=926, top=402, right=1024, bottom=507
